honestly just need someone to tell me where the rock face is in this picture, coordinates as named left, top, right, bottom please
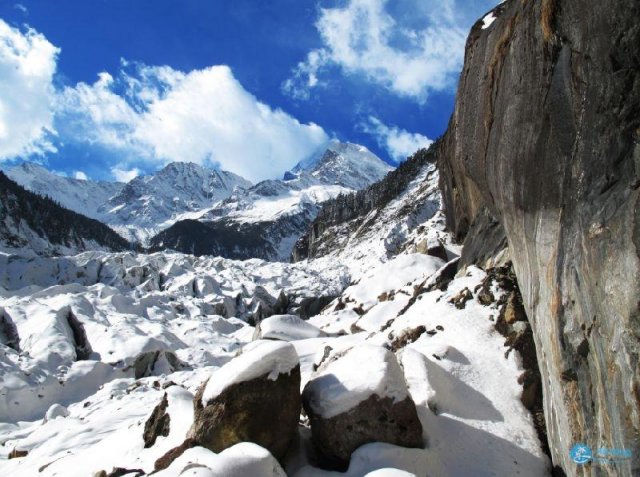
left=302, top=346, right=423, bottom=469
left=188, top=341, right=301, bottom=461
left=438, top=0, right=640, bottom=474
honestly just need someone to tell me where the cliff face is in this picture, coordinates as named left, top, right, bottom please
left=439, top=0, right=640, bottom=474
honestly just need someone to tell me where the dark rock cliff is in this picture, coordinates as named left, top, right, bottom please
left=438, top=0, right=639, bottom=474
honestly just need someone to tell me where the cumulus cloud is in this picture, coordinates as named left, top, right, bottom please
left=111, top=166, right=141, bottom=183
left=0, top=19, right=58, bottom=161
left=283, top=0, right=481, bottom=102
left=73, top=171, right=88, bottom=180
left=363, top=116, right=432, bottom=162
left=56, top=63, right=329, bottom=182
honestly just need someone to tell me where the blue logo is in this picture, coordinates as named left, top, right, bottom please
left=570, top=443, right=593, bottom=464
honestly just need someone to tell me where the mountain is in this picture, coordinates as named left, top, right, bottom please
left=5, top=163, right=123, bottom=220
left=292, top=146, right=441, bottom=266
left=0, top=172, right=131, bottom=256
left=148, top=141, right=393, bottom=260
left=288, top=140, right=394, bottom=190
left=100, top=162, right=252, bottom=243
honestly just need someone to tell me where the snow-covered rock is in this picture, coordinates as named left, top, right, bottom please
left=154, top=443, right=286, bottom=477
left=187, top=341, right=301, bottom=461
left=302, top=345, right=423, bottom=468
left=254, top=314, right=326, bottom=341
left=200, top=341, right=299, bottom=404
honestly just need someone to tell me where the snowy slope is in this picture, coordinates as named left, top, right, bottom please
left=0, top=248, right=549, bottom=476
left=5, top=163, right=123, bottom=220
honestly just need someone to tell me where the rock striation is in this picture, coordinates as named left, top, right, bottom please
left=437, top=0, right=640, bottom=474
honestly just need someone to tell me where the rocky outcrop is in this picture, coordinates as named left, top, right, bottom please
left=438, top=0, right=640, bottom=474
left=143, top=393, right=171, bottom=448
left=302, top=346, right=423, bottom=470
left=0, top=307, right=20, bottom=351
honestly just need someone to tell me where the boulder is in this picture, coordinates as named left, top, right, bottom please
left=188, top=341, right=301, bottom=461
left=302, top=345, right=423, bottom=469
left=415, top=236, right=448, bottom=262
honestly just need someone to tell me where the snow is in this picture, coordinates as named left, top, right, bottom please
left=482, top=11, right=496, bottom=29
left=201, top=340, right=299, bottom=404
left=0, top=156, right=549, bottom=476
left=344, top=253, right=444, bottom=308
left=257, top=314, right=326, bottom=341
left=293, top=443, right=428, bottom=477
left=154, top=443, right=286, bottom=477
left=304, top=345, right=409, bottom=419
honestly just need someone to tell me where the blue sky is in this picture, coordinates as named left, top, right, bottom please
left=0, top=0, right=497, bottom=183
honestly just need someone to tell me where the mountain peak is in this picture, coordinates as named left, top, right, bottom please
left=289, top=140, right=393, bottom=190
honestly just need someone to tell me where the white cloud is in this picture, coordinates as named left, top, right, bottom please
left=283, top=0, right=474, bottom=102
left=111, top=166, right=140, bottom=183
left=0, top=19, right=59, bottom=161
left=73, top=171, right=88, bottom=180
left=57, top=64, right=329, bottom=182
left=14, top=4, right=29, bottom=15
left=363, top=116, right=432, bottom=162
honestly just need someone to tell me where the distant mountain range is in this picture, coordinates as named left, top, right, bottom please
left=2, top=141, right=393, bottom=260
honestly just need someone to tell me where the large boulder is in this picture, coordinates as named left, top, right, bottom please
left=188, top=340, right=301, bottom=461
left=302, top=345, right=423, bottom=469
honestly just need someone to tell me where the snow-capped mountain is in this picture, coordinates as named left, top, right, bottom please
left=148, top=141, right=393, bottom=260
left=101, top=162, right=252, bottom=243
left=288, top=139, right=394, bottom=190
left=5, top=163, right=124, bottom=220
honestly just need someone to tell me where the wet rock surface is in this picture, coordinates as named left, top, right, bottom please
left=438, top=0, right=640, bottom=473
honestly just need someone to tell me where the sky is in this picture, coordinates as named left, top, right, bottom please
left=0, top=0, right=498, bottom=183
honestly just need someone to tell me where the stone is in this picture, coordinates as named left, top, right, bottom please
left=437, top=1, right=640, bottom=472
left=143, top=392, right=171, bottom=448
left=187, top=342, right=301, bottom=461
left=302, top=346, right=423, bottom=470
left=448, top=287, right=472, bottom=309
left=415, top=237, right=448, bottom=262
left=8, top=448, right=28, bottom=459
